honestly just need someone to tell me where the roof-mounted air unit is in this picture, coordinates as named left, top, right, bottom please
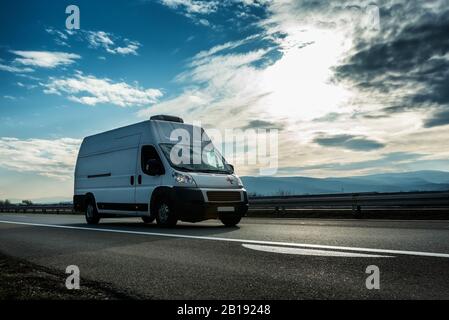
left=150, top=115, right=184, bottom=123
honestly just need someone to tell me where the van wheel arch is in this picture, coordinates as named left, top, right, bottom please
left=150, top=187, right=173, bottom=215
left=151, top=187, right=178, bottom=227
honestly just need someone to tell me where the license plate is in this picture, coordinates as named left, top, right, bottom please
left=217, top=207, right=235, bottom=212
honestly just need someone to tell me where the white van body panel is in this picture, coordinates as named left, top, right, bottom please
left=75, top=122, right=149, bottom=215
left=76, top=147, right=139, bottom=214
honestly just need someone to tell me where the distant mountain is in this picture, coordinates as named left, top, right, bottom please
left=241, top=171, right=449, bottom=196
left=7, top=196, right=72, bottom=205
left=4, top=171, right=449, bottom=204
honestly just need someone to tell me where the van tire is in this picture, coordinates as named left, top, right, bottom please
left=142, top=215, right=155, bottom=224
left=219, top=215, right=241, bottom=227
left=155, top=198, right=177, bottom=227
left=85, top=200, right=100, bottom=225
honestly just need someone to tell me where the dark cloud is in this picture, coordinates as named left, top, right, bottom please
left=334, top=1, right=449, bottom=118
left=312, top=112, right=344, bottom=122
left=278, top=152, right=425, bottom=173
left=313, top=134, right=385, bottom=151
left=423, top=108, right=449, bottom=128
left=241, top=119, right=283, bottom=130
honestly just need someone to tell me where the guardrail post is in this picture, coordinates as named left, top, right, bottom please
left=351, top=194, right=363, bottom=218
left=275, top=206, right=279, bottom=216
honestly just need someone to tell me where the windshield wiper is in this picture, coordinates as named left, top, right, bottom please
left=196, top=169, right=230, bottom=174
left=173, top=166, right=196, bottom=172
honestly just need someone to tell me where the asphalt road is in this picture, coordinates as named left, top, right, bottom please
left=0, top=213, right=449, bottom=299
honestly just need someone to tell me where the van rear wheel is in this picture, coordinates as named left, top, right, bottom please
left=155, top=199, right=177, bottom=227
left=85, top=201, right=100, bottom=225
left=219, top=215, right=241, bottom=227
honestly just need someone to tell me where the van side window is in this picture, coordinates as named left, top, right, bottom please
left=141, top=145, right=165, bottom=176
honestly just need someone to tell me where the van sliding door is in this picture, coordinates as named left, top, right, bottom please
left=94, top=146, right=139, bottom=215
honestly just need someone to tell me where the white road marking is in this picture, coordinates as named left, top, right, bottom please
left=242, top=244, right=393, bottom=258
left=1, top=219, right=449, bottom=258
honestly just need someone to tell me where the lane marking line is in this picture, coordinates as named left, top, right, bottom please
left=242, top=244, right=394, bottom=258
left=242, top=243, right=394, bottom=258
left=1, top=219, right=449, bottom=258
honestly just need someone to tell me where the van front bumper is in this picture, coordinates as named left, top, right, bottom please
left=170, top=187, right=248, bottom=222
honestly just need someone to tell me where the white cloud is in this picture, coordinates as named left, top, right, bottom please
left=0, top=137, right=81, bottom=180
left=238, top=0, right=271, bottom=6
left=197, top=18, right=211, bottom=27
left=110, top=41, right=140, bottom=55
left=45, top=27, right=70, bottom=46
left=87, top=31, right=114, bottom=48
left=87, top=31, right=141, bottom=55
left=139, top=49, right=272, bottom=133
left=159, top=0, right=269, bottom=15
left=16, top=81, right=37, bottom=90
left=11, top=51, right=81, bottom=68
left=45, top=28, right=141, bottom=56
left=160, top=0, right=219, bottom=14
left=43, top=72, right=163, bottom=107
left=158, top=0, right=220, bottom=26
left=0, top=63, right=34, bottom=73
left=45, top=28, right=68, bottom=40
left=192, top=35, right=258, bottom=60
left=138, top=89, right=212, bottom=119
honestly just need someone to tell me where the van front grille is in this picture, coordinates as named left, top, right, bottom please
left=206, top=191, right=241, bottom=202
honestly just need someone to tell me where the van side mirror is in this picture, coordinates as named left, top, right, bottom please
left=229, top=164, right=235, bottom=174
left=146, top=159, right=164, bottom=176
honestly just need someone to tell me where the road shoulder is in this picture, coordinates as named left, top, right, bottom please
left=0, top=251, right=137, bottom=300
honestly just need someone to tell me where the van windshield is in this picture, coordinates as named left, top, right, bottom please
left=159, top=143, right=233, bottom=174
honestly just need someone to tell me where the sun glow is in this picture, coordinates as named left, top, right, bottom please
left=260, top=28, right=353, bottom=121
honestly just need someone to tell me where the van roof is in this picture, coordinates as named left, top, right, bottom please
left=79, top=119, right=210, bottom=157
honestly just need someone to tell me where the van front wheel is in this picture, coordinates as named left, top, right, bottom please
left=219, top=215, right=241, bottom=227
left=155, top=199, right=177, bottom=227
left=85, top=201, right=100, bottom=225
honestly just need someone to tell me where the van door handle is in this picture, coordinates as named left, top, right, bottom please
left=138, top=175, right=142, bottom=185
left=130, top=176, right=135, bottom=186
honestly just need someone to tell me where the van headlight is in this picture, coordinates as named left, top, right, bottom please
left=172, top=172, right=196, bottom=185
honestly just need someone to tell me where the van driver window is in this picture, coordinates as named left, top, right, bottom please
left=141, top=145, right=164, bottom=175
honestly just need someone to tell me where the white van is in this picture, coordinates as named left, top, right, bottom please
left=73, top=115, right=248, bottom=227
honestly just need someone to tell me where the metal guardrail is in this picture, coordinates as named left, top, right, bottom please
left=0, top=191, right=448, bottom=217
left=248, top=191, right=449, bottom=216
left=0, top=204, right=74, bottom=214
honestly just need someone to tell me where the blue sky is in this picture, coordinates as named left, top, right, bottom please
left=0, top=0, right=261, bottom=138
left=1, top=0, right=449, bottom=201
